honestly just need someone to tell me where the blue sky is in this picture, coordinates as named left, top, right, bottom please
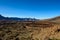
left=0, top=0, right=60, bottom=19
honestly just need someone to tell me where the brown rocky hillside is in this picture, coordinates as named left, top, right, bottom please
left=0, top=17, right=60, bottom=40
left=47, top=16, right=60, bottom=23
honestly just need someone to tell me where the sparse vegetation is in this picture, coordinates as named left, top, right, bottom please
left=48, top=38, right=60, bottom=40
left=55, top=29, right=60, bottom=32
left=0, top=20, right=60, bottom=40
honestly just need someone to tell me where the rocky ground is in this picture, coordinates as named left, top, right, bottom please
left=0, top=20, right=60, bottom=40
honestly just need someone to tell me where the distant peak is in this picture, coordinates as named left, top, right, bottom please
left=0, top=14, right=2, bottom=16
left=0, top=14, right=4, bottom=17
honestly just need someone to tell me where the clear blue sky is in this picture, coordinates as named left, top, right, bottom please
left=0, top=0, right=60, bottom=19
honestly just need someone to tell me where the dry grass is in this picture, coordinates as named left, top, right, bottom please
left=0, top=20, right=60, bottom=40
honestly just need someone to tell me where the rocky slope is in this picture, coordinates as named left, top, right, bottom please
left=47, top=16, right=60, bottom=23
left=0, top=16, right=60, bottom=40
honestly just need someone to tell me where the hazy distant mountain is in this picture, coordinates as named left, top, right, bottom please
left=0, top=15, right=38, bottom=21
left=0, top=15, right=6, bottom=20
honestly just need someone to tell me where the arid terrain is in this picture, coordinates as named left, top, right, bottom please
left=0, top=16, right=60, bottom=40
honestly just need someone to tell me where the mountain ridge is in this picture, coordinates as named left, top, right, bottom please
left=0, top=15, right=38, bottom=21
